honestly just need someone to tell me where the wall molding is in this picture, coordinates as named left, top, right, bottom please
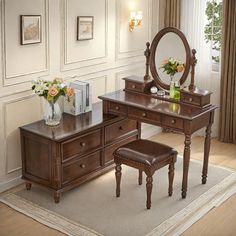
left=2, top=94, right=39, bottom=175
left=115, top=0, right=153, bottom=60
left=61, top=0, right=108, bottom=72
left=1, top=0, right=50, bottom=87
left=115, top=65, right=145, bottom=90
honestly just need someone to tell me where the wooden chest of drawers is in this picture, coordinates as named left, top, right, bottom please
left=20, top=102, right=139, bottom=203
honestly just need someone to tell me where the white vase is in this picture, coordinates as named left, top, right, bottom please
left=44, top=101, right=61, bottom=126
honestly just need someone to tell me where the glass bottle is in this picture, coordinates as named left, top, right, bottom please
left=170, top=80, right=175, bottom=99
left=174, top=81, right=180, bottom=101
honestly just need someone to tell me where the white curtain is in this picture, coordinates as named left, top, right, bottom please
left=181, top=0, right=220, bottom=137
left=181, top=0, right=212, bottom=90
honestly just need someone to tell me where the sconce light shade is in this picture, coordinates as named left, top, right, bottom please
left=129, top=11, right=143, bottom=32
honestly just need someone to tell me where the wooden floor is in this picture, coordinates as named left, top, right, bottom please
left=1, top=133, right=236, bottom=236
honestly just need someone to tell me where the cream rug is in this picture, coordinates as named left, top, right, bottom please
left=1, top=157, right=236, bottom=236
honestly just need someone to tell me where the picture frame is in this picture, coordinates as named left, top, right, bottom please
left=77, top=16, right=94, bottom=41
left=20, top=15, right=41, bottom=45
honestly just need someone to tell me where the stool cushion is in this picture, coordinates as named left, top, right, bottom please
left=114, top=139, right=177, bottom=166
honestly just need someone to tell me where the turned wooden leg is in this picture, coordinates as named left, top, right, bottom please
left=146, top=175, right=153, bottom=209
left=168, top=161, right=175, bottom=196
left=26, top=182, right=32, bottom=190
left=54, top=191, right=60, bottom=203
left=138, top=170, right=143, bottom=185
left=202, top=112, right=214, bottom=184
left=182, top=134, right=191, bottom=199
left=115, top=164, right=122, bottom=197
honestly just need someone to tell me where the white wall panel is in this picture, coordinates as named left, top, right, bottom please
left=4, top=95, right=41, bottom=173
left=62, top=0, right=107, bottom=70
left=3, top=0, right=49, bottom=81
left=87, top=76, right=107, bottom=103
left=116, top=0, right=152, bottom=59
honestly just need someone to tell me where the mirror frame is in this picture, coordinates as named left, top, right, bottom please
left=149, top=27, right=192, bottom=91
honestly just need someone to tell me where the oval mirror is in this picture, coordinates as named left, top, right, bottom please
left=149, top=27, right=191, bottom=91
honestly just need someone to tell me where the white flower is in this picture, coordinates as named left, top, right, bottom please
left=60, top=83, right=66, bottom=89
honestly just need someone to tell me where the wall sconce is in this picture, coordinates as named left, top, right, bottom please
left=129, top=11, right=143, bottom=32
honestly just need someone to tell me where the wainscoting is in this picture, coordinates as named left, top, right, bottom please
left=0, top=0, right=159, bottom=192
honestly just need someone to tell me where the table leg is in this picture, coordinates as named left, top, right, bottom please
left=182, top=134, right=191, bottom=199
left=202, top=112, right=214, bottom=184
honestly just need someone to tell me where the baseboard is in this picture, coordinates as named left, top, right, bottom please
left=0, top=176, right=24, bottom=193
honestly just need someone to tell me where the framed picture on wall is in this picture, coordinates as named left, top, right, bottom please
left=20, top=15, right=41, bottom=45
left=77, top=16, right=94, bottom=41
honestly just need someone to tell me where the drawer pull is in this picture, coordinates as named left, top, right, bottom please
left=80, top=164, right=86, bottom=169
left=189, top=97, right=193, bottom=102
left=80, top=142, right=86, bottom=147
left=171, top=119, right=176, bottom=124
left=142, top=112, right=147, bottom=117
left=115, top=106, right=120, bottom=110
left=119, top=126, right=123, bottom=131
left=132, top=84, right=136, bottom=89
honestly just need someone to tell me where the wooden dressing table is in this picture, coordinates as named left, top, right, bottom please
left=99, top=90, right=217, bottom=198
left=99, top=27, right=218, bottom=198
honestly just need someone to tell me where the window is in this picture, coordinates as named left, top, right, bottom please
left=204, top=0, right=223, bottom=71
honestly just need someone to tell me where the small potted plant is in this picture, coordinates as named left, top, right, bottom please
left=32, top=78, right=74, bottom=126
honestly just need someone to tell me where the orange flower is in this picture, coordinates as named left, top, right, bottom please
left=177, top=65, right=184, bottom=72
left=48, top=86, right=59, bottom=97
left=162, top=59, right=169, bottom=65
left=67, top=87, right=74, bottom=97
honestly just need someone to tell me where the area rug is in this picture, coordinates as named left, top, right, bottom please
left=1, top=157, right=236, bottom=236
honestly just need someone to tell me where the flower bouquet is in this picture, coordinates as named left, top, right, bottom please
left=159, top=57, right=185, bottom=99
left=159, top=57, right=185, bottom=77
left=32, top=78, right=74, bottom=126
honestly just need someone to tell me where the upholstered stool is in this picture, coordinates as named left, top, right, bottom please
left=113, top=139, right=177, bottom=209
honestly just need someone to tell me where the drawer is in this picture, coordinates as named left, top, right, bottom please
left=108, top=102, right=127, bottom=116
left=128, top=107, right=161, bottom=125
left=62, top=129, right=102, bottom=161
left=125, top=81, right=143, bottom=93
left=105, top=119, right=137, bottom=144
left=62, top=151, right=102, bottom=185
left=162, top=115, right=184, bottom=130
left=104, top=136, right=137, bottom=164
left=181, top=93, right=201, bottom=106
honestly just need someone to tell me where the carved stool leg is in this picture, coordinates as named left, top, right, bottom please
left=168, top=161, right=175, bottom=196
left=26, top=182, right=32, bottom=190
left=115, top=164, right=122, bottom=197
left=146, top=175, right=153, bottom=209
left=138, top=170, right=143, bottom=185
left=54, top=191, right=60, bottom=203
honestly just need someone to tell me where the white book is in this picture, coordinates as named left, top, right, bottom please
left=70, top=80, right=92, bottom=113
left=64, top=89, right=83, bottom=116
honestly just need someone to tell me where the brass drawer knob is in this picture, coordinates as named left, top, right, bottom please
left=171, top=119, right=176, bottom=124
left=142, top=112, right=147, bottom=117
left=119, top=126, right=123, bottom=131
left=132, top=84, right=136, bottom=89
left=80, top=164, right=86, bottom=169
left=115, top=106, right=120, bottom=110
left=80, top=142, right=86, bottom=147
left=189, top=97, right=193, bottom=102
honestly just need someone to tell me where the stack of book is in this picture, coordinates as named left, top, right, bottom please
left=64, top=80, right=92, bottom=116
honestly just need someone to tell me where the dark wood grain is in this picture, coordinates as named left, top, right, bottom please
left=20, top=102, right=139, bottom=203
left=99, top=90, right=217, bottom=198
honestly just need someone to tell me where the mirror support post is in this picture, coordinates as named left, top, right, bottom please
left=189, top=49, right=197, bottom=91
left=144, top=42, right=151, bottom=81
